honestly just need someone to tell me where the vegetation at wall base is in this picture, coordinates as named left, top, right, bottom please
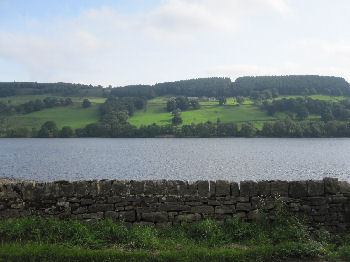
left=1, top=213, right=350, bottom=261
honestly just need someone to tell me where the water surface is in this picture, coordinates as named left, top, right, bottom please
left=0, top=138, right=349, bottom=182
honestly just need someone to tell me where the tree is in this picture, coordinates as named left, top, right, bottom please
left=172, top=109, right=183, bottom=125
left=82, top=99, right=91, bottom=108
left=235, top=96, right=245, bottom=105
left=218, top=96, right=227, bottom=106
left=38, top=121, right=59, bottom=137
left=240, top=122, right=257, bottom=137
left=60, top=126, right=74, bottom=138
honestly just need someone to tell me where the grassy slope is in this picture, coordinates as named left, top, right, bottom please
left=13, top=104, right=100, bottom=130
left=1, top=94, right=345, bottom=131
left=0, top=95, right=106, bottom=130
left=130, top=98, right=278, bottom=127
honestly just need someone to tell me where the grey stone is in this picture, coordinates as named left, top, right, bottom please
left=88, top=204, right=114, bottom=213
left=230, top=182, right=239, bottom=197
left=159, top=203, right=190, bottom=212
left=257, top=181, right=271, bottom=196
left=197, top=181, right=209, bottom=197
left=236, top=202, right=251, bottom=211
left=215, top=205, right=235, bottom=214
left=144, top=180, right=167, bottom=195
left=216, top=180, right=230, bottom=197
left=289, top=181, right=308, bottom=198
left=185, top=182, right=197, bottom=196
left=191, top=205, right=214, bottom=214
left=82, top=212, right=103, bottom=220
left=105, top=211, right=119, bottom=220
left=142, top=212, right=168, bottom=223
left=175, top=213, right=201, bottom=222
left=339, top=181, right=350, bottom=194
left=240, top=181, right=258, bottom=197
left=324, top=178, right=340, bottom=194
left=99, top=180, right=112, bottom=195
left=81, top=198, right=94, bottom=206
left=111, top=180, right=128, bottom=195
left=307, top=180, right=324, bottom=196
left=130, top=181, right=145, bottom=195
left=270, top=180, right=289, bottom=197
left=119, top=211, right=136, bottom=222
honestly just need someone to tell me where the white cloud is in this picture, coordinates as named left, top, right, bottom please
left=142, top=0, right=292, bottom=40
left=294, top=39, right=350, bottom=61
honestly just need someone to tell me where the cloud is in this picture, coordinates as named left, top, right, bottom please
left=142, top=0, right=292, bottom=40
left=294, top=38, right=350, bottom=61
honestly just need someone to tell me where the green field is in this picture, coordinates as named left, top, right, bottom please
left=5, top=104, right=100, bottom=130
left=129, top=102, right=279, bottom=127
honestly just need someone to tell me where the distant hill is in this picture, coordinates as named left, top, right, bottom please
left=1, top=75, right=349, bottom=99
left=110, top=75, right=350, bottom=99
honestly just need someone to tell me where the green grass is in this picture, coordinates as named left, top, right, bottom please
left=129, top=103, right=279, bottom=127
left=0, top=213, right=337, bottom=262
left=6, top=104, right=100, bottom=130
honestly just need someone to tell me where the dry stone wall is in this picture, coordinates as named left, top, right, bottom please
left=1, top=178, right=350, bottom=232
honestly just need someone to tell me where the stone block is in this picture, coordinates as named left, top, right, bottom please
left=307, top=197, right=327, bottom=206
left=167, top=180, right=187, bottom=195
left=197, top=180, right=209, bottom=197
left=191, top=205, right=214, bottom=214
left=105, top=211, right=119, bottom=220
left=324, top=178, right=340, bottom=194
left=81, top=198, right=94, bottom=206
left=270, top=180, right=289, bottom=197
left=72, top=181, right=88, bottom=197
left=130, top=181, right=145, bottom=195
left=289, top=181, right=308, bottom=198
left=339, top=181, right=350, bottom=194
left=119, top=211, right=136, bottom=222
left=111, top=180, right=128, bottom=195
left=230, top=182, right=240, bottom=197
left=236, top=202, right=251, bottom=211
left=144, top=180, right=167, bottom=195
left=257, top=181, right=271, bottom=196
left=82, top=212, right=103, bottom=220
left=72, top=206, right=87, bottom=214
left=240, top=180, right=258, bottom=197
left=216, top=180, right=230, bottom=197
left=215, top=205, right=235, bottom=214
left=185, top=182, right=197, bottom=196
left=142, top=212, right=168, bottom=223
left=99, top=180, right=112, bottom=195
left=159, top=203, right=190, bottom=212
left=307, top=180, right=324, bottom=196
left=175, top=213, right=201, bottom=223
left=88, top=204, right=114, bottom=213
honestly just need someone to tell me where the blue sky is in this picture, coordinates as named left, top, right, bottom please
left=0, top=0, right=350, bottom=86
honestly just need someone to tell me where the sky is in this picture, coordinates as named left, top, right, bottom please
left=0, top=0, right=350, bottom=86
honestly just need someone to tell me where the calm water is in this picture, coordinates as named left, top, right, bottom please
left=0, top=138, right=350, bottom=182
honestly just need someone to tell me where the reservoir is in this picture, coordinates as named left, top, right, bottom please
left=0, top=138, right=349, bottom=182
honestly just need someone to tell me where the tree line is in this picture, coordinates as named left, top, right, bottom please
left=0, top=82, right=106, bottom=97
left=5, top=118, right=350, bottom=138
left=110, top=75, right=350, bottom=99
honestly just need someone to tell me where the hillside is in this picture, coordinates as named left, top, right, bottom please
left=1, top=76, right=350, bottom=137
